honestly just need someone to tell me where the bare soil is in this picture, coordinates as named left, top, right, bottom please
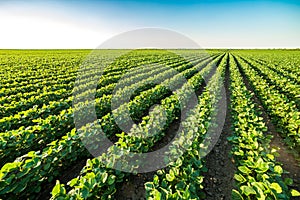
left=36, top=158, right=88, bottom=200
left=203, top=54, right=236, bottom=200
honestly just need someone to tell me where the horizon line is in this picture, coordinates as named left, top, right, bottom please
left=0, top=48, right=299, bottom=50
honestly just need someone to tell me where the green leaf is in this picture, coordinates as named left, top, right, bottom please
left=87, top=159, right=93, bottom=167
left=153, top=189, right=162, bottom=199
left=52, top=180, right=65, bottom=196
left=107, top=175, right=115, bottom=185
left=183, top=187, right=191, bottom=199
left=44, top=163, right=51, bottom=171
left=1, top=162, right=18, bottom=173
left=153, top=175, right=159, bottom=185
left=270, top=183, right=282, bottom=193
left=81, top=186, right=89, bottom=198
left=284, top=178, right=293, bottom=186
left=238, top=166, right=251, bottom=174
left=291, top=189, right=300, bottom=196
left=175, top=181, right=185, bottom=190
left=234, top=174, right=246, bottom=183
left=157, top=170, right=164, bottom=175
left=241, top=186, right=256, bottom=196
left=274, top=166, right=283, bottom=174
left=14, top=182, right=28, bottom=193
left=27, top=151, right=36, bottom=157
left=102, top=172, right=108, bottom=183
left=68, top=178, right=78, bottom=187
left=251, top=182, right=265, bottom=200
left=232, top=189, right=244, bottom=200
left=145, top=182, right=154, bottom=190
left=52, top=182, right=60, bottom=195
left=166, top=169, right=175, bottom=182
left=266, top=154, right=274, bottom=160
left=256, top=160, right=269, bottom=173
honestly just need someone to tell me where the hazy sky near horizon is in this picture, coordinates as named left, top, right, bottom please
left=0, top=0, right=299, bottom=49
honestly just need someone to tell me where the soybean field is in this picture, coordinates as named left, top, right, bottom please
left=0, top=49, right=299, bottom=200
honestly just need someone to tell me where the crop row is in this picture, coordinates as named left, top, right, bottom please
left=237, top=56, right=300, bottom=108
left=234, top=56, right=300, bottom=152
left=145, top=53, right=227, bottom=200
left=49, top=53, right=225, bottom=200
left=0, top=55, right=212, bottom=165
left=248, top=57, right=300, bottom=86
left=228, top=54, right=298, bottom=199
left=0, top=54, right=222, bottom=198
left=0, top=54, right=203, bottom=133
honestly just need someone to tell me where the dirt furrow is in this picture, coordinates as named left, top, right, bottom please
left=37, top=158, right=88, bottom=199
left=203, top=54, right=236, bottom=200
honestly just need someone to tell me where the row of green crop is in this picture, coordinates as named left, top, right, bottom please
left=235, top=51, right=300, bottom=77
left=2, top=54, right=216, bottom=198
left=0, top=54, right=201, bottom=132
left=228, top=54, right=299, bottom=199
left=0, top=62, right=77, bottom=83
left=0, top=55, right=210, bottom=165
left=49, top=53, right=225, bottom=200
left=234, top=56, right=300, bottom=152
left=262, top=54, right=300, bottom=77
left=0, top=50, right=185, bottom=102
left=248, top=57, right=300, bottom=86
left=0, top=54, right=222, bottom=199
left=0, top=74, right=76, bottom=97
left=0, top=81, right=75, bottom=105
left=237, top=56, right=300, bottom=108
left=145, top=53, right=227, bottom=200
left=0, top=50, right=136, bottom=85
left=0, top=53, right=167, bottom=109
left=74, top=55, right=202, bottom=101
left=1, top=52, right=203, bottom=118
left=0, top=88, right=71, bottom=118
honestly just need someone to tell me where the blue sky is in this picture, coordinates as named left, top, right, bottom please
left=0, top=0, right=299, bottom=48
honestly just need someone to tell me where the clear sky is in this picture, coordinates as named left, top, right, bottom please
left=0, top=0, right=299, bottom=49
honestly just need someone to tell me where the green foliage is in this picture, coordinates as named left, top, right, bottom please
left=1, top=49, right=300, bottom=199
left=229, top=54, right=299, bottom=199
